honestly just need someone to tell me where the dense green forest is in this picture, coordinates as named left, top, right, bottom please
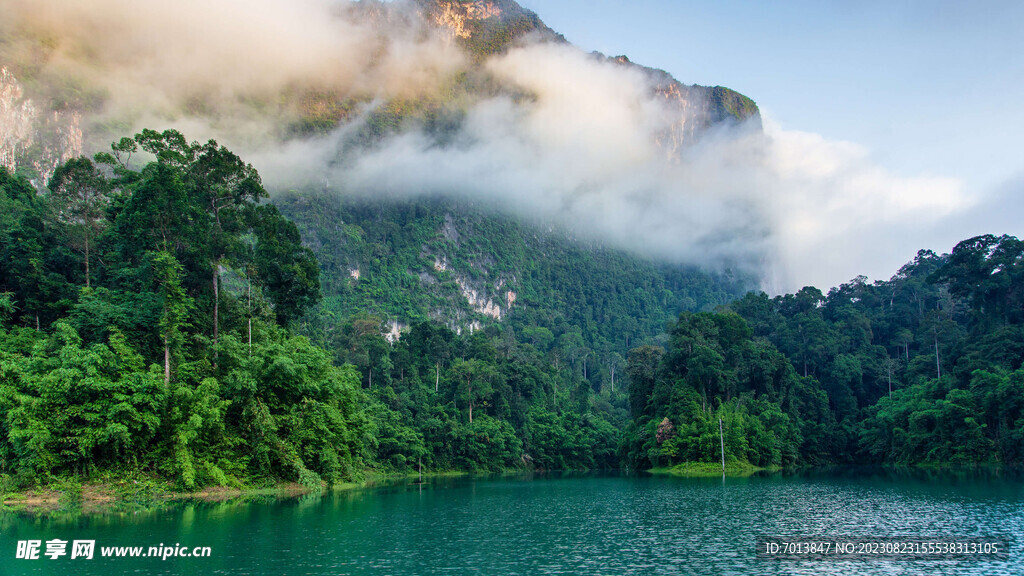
left=625, top=237, right=1024, bottom=470
left=2, top=131, right=1022, bottom=495
left=0, top=131, right=635, bottom=491
left=273, top=192, right=749, bottom=369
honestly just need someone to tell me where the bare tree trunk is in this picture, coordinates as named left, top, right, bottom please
left=85, top=235, right=90, bottom=289
left=164, top=336, right=171, bottom=386
left=213, top=262, right=219, bottom=369
left=435, top=362, right=440, bottom=392
left=719, top=417, right=726, bottom=476
left=887, top=359, right=892, bottom=399
left=247, top=276, right=252, bottom=355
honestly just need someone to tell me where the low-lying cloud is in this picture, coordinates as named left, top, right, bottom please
left=1, top=0, right=977, bottom=293
left=1, top=0, right=465, bottom=143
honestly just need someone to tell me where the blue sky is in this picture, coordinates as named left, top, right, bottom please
left=518, top=0, right=1023, bottom=190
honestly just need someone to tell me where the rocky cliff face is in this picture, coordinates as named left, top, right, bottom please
left=607, top=55, right=761, bottom=160
left=0, top=67, right=34, bottom=173
left=417, top=0, right=563, bottom=54
left=426, top=0, right=503, bottom=39
left=414, top=2, right=760, bottom=160
left=0, top=67, right=82, bottom=184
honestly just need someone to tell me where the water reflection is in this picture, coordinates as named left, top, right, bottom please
left=0, top=469, right=1021, bottom=576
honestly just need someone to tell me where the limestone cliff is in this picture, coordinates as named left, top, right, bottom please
left=416, top=0, right=563, bottom=55
left=0, top=67, right=82, bottom=184
left=607, top=55, right=761, bottom=159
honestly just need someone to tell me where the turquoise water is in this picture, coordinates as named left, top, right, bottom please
left=1, top=469, right=1021, bottom=575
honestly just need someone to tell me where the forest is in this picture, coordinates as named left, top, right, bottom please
left=1, top=130, right=1022, bottom=493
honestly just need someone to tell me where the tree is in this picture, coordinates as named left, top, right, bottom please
left=109, top=130, right=321, bottom=364
left=249, top=204, right=321, bottom=326
left=451, top=358, right=498, bottom=424
left=151, top=250, right=193, bottom=385
left=627, top=345, right=663, bottom=418
left=134, top=130, right=267, bottom=360
left=0, top=168, right=76, bottom=327
left=48, top=157, right=111, bottom=288
left=931, top=235, right=1024, bottom=329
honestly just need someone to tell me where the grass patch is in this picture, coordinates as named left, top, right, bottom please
left=650, top=461, right=768, bottom=478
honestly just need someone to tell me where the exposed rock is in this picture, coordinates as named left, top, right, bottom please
left=383, top=319, right=407, bottom=343
left=442, top=213, right=461, bottom=244
left=605, top=56, right=761, bottom=161
left=458, top=280, right=504, bottom=319
left=0, top=67, right=35, bottom=173
left=0, top=66, right=83, bottom=183
left=428, top=0, right=503, bottom=40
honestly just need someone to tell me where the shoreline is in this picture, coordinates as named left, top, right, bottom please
left=0, top=470, right=469, bottom=515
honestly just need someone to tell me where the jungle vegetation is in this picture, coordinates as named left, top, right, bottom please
left=2, top=131, right=1022, bottom=494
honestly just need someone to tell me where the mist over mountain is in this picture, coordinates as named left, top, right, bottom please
left=0, top=0, right=968, bottom=291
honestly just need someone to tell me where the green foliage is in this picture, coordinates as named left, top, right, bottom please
left=5, top=136, right=1023, bottom=492
left=0, top=168, right=78, bottom=327
left=275, top=193, right=751, bottom=375
left=727, top=236, right=1024, bottom=466
left=622, top=312, right=824, bottom=471
left=0, top=137, right=340, bottom=490
left=1, top=323, right=163, bottom=482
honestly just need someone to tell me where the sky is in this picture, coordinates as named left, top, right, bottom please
left=518, top=0, right=1024, bottom=289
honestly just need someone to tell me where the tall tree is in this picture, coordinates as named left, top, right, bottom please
left=0, top=168, right=75, bottom=327
left=134, top=130, right=267, bottom=360
left=249, top=204, right=321, bottom=326
left=48, top=158, right=111, bottom=288
left=451, top=358, right=498, bottom=424
left=151, top=250, right=193, bottom=385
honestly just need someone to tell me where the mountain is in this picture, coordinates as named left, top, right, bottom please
left=1, top=0, right=763, bottom=347
left=266, top=0, right=762, bottom=349
left=5, top=1, right=1019, bottom=488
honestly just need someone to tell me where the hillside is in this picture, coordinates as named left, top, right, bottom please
left=1, top=0, right=763, bottom=348
left=1, top=1, right=1021, bottom=496
left=276, top=191, right=752, bottom=359
left=0, top=0, right=786, bottom=490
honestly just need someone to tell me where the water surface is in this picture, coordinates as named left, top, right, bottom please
left=1, top=469, right=1021, bottom=575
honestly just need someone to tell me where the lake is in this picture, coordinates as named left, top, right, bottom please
left=1, top=469, right=1021, bottom=575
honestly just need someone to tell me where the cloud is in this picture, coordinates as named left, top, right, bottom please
left=759, top=118, right=970, bottom=292
left=0, top=0, right=466, bottom=143
left=325, top=42, right=972, bottom=293
left=2, top=0, right=979, bottom=295
left=328, top=43, right=773, bottom=273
